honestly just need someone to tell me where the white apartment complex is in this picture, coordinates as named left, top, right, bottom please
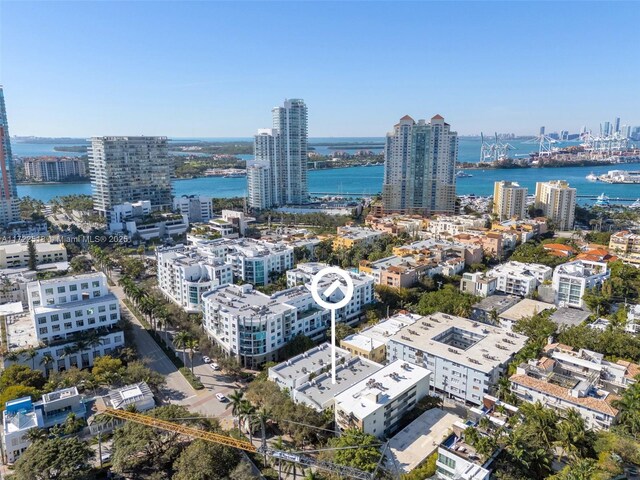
left=268, top=343, right=383, bottom=411
left=0, top=242, right=67, bottom=269
left=156, top=245, right=234, bottom=313
left=534, top=180, right=576, bottom=231
left=334, top=360, right=431, bottom=438
left=202, top=284, right=331, bottom=368
left=387, top=313, right=528, bottom=405
left=552, top=260, right=609, bottom=309
left=460, top=272, right=497, bottom=298
left=487, top=261, right=552, bottom=297
left=3, top=273, right=124, bottom=373
left=493, top=181, right=527, bottom=220
left=89, top=136, right=173, bottom=220
left=285, top=262, right=375, bottom=324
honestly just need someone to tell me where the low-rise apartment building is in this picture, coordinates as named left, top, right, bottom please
left=387, top=312, right=528, bottom=405
left=334, top=360, right=431, bottom=439
left=460, top=272, right=497, bottom=298
left=487, top=261, right=552, bottom=297
left=156, top=245, right=233, bottom=313
left=552, top=260, right=609, bottom=309
left=340, top=313, right=420, bottom=363
left=333, top=226, right=384, bottom=250
left=509, top=342, right=633, bottom=429
left=393, top=239, right=483, bottom=267
left=0, top=242, right=67, bottom=269
left=424, top=215, right=487, bottom=236
left=609, top=231, right=640, bottom=266
left=268, top=344, right=383, bottom=411
left=3, top=272, right=124, bottom=373
left=359, top=255, right=438, bottom=288
left=203, top=276, right=374, bottom=368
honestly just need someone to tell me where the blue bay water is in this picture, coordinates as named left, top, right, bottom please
left=11, top=139, right=640, bottom=204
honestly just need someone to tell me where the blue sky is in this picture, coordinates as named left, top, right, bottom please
left=1, top=1, right=638, bottom=137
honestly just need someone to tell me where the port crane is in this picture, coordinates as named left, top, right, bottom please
left=523, top=133, right=558, bottom=157
left=103, top=408, right=386, bottom=480
left=480, top=132, right=516, bottom=163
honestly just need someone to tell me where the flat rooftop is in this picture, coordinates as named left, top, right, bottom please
left=33, top=292, right=118, bottom=315
left=5, top=312, right=39, bottom=350
left=386, top=408, right=462, bottom=473
left=550, top=307, right=591, bottom=327
left=335, top=360, right=431, bottom=418
left=390, top=312, right=528, bottom=373
left=341, top=313, right=421, bottom=353
left=203, top=284, right=295, bottom=318
left=472, top=294, right=520, bottom=314
left=294, top=357, right=383, bottom=410
left=499, top=299, right=555, bottom=322
left=270, top=343, right=350, bottom=380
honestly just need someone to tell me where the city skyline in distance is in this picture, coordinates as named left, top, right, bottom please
left=2, top=1, right=639, bottom=137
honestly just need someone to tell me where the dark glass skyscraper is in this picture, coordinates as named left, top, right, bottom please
left=0, top=86, right=20, bottom=226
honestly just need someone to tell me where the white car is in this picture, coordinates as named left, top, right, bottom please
left=210, top=362, right=220, bottom=371
left=215, top=393, right=227, bottom=402
left=202, top=356, right=211, bottom=364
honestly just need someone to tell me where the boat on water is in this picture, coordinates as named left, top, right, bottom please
left=594, top=193, right=610, bottom=207
left=586, top=172, right=598, bottom=181
left=456, top=170, right=473, bottom=178
left=630, top=199, right=640, bottom=209
left=597, top=170, right=640, bottom=184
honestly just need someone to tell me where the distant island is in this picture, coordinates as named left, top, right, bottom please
left=54, top=145, right=88, bottom=153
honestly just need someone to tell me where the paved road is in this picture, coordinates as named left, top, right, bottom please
left=108, top=279, right=196, bottom=403
left=108, top=270, right=242, bottom=423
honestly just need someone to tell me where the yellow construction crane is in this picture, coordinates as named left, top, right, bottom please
left=104, top=408, right=255, bottom=452
left=102, top=408, right=385, bottom=480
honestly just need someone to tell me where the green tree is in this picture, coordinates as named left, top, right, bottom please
left=27, top=239, right=37, bottom=270
left=0, top=364, right=46, bottom=390
left=12, top=437, right=93, bottom=480
left=0, top=385, right=40, bottom=408
left=91, top=355, right=125, bottom=386
left=111, top=405, right=214, bottom=478
left=278, top=333, right=315, bottom=360
left=172, top=439, right=241, bottom=480
left=416, top=284, right=478, bottom=317
left=550, top=458, right=598, bottom=480
left=612, top=378, right=640, bottom=438
left=324, top=429, right=381, bottom=473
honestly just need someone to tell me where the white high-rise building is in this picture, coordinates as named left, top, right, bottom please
left=173, top=195, right=213, bottom=223
left=534, top=180, right=576, bottom=231
left=89, top=136, right=173, bottom=220
left=382, top=114, right=457, bottom=216
left=247, top=164, right=273, bottom=210
left=493, top=181, right=527, bottom=220
left=247, top=100, right=308, bottom=209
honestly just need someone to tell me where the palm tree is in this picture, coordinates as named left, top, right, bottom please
left=239, top=400, right=257, bottom=444
left=25, top=427, right=47, bottom=443
left=185, top=338, right=199, bottom=374
left=25, top=348, right=38, bottom=370
left=40, top=353, right=54, bottom=377
left=489, top=308, right=499, bottom=325
left=73, top=340, right=89, bottom=368
left=173, top=331, right=191, bottom=366
left=226, top=390, right=245, bottom=428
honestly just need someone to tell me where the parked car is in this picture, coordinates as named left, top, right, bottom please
left=215, top=393, right=227, bottom=402
left=210, top=362, right=220, bottom=371
left=202, top=356, right=211, bottom=364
